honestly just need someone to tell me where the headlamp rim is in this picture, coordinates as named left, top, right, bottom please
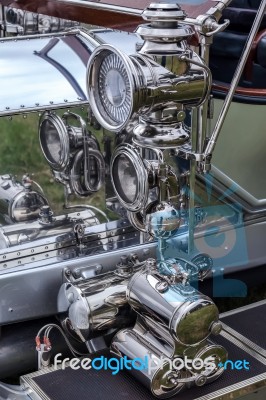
left=86, top=44, right=139, bottom=132
left=111, top=144, right=149, bottom=212
left=39, top=112, right=69, bottom=172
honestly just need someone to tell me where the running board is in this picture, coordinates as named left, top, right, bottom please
left=21, top=300, right=266, bottom=400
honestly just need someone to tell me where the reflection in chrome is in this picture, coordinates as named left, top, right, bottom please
left=57, top=255, right=145, bottom=342
left=0, top=174, right=48, bottom=224
left=39, top=112, right=105, bottom=199
left=0, top=30, right=97, bottom=116
left=84, top=3, right=227, bottom=397
left=1, top=6, right=79, bottom=36
left=110, top=259, right=226, bottom=398
left=0, top=1, right=237, bottom=398
left=0, top=209, right=99, bottom=249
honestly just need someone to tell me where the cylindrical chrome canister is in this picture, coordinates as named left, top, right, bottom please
left=111, top=328, right=188, bottom=399
left=58, top=272, right=135, bottom=340
left=127, top=270, right=221, bottom=346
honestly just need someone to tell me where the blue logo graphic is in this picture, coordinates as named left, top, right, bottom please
left=160, top=174, right=248, bottom=298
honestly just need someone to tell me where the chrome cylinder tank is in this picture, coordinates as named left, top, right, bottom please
left=127, top=270, right=220, bottom=346
left=111, top=328, right=228, bottom=398
left=111, top=328, right=187, bottom=399
left=57, top=265, right=140, bottom=340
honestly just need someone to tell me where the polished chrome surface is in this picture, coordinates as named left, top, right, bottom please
left=110, top=144, right=150, bottom=212
left=0, top=174, right=48, bottom=224
left=0, top=2, right=237, bottom=399
left=0, top=30, right=97, bottom=116
left=39, top=113, right=70, bottom=171
left=87, top=43, right=209, bottom=132
left=58, top=257, right=144, bottom=340
left=2, top=6, right=79, bottom=36
left=146, top=202, right=180, bottom=239
left=0, top=209, right=98, bottom=249
left=39, top=111, right=105, bottom=198
left=111, top=328, right=187, bottom=398
left=133, top=119, right=190, bottom=149
left=56, top=0, right=143, bottom=16
left=111, top=327, right=227, bottom=397
left=127, top=269, right=219, bottom=346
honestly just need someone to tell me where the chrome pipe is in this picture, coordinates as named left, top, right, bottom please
left=56, top=0, right=142, bottom=16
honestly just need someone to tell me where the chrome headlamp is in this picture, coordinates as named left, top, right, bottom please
left=39, top=112, right=104, bottom=197
left=87, top=44, right=209, bottom=133
left=111, top=144, right=158, bottom=212
left=39, top=113, right=70, bottom=171
left=87, top=45, right=140, bottom=132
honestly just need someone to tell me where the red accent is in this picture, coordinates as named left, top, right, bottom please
left=213, top=82, right=266, bottom=97
left=44, top=336, right=52, bottom=350
left=244, top=29, right=266, bottom=82
left=35, top=336, right=41, bottom=351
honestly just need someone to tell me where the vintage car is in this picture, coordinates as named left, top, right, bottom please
left=0, top=0, right=266, bottom=399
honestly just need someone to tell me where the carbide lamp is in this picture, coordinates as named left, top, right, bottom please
left=86, top=44, right=210, bottom=135
left=39, top=112, right=104, bottom=197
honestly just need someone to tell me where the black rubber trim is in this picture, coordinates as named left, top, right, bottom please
left=221, top=303, right=266, bottom=351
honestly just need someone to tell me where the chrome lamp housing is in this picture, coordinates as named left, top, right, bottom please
left=39, top=111, right=105, bottom=198
left=87, top=44, right=210, bottom=135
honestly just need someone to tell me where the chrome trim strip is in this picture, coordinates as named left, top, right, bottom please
left=193, top=373, right=266, bottom=400
left=56, top=1, right=142, bottom=16
left=220, top=330, right=266, bottom=365
left=212, top=166, right=266, bottom=209
left=221, top=324, right=266, bottom=359
left=0, top=100, right=89, bottom=117
left=0, top=28, right=80, bottom=40
left=220, top=299, right=266, bottom=318
left=221, top=301, right=266, bottom=358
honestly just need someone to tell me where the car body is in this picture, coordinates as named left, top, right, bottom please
left=0, top=1, right=266, bottom=399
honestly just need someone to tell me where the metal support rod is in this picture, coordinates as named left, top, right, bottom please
left=204, top=0, right=266, bottom=158
left=57, top=0, right=142, bottom=16
left=197, top=36, right=213, bottom=154
left=188, top=108, right=198, bottom=255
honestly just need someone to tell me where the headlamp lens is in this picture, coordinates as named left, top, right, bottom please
left=104, top=69, right=126, bottom=107
left=39, top=113, right=69, bottom=171
left=112, top=154, right=138, bottom=203
left=87, top=46, right=136, bottom=131
left=98, top=52, right=131, bottom=124
left=40, top=119, right=61, bottom=165
left=111, top=144, right=149, bottom=212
